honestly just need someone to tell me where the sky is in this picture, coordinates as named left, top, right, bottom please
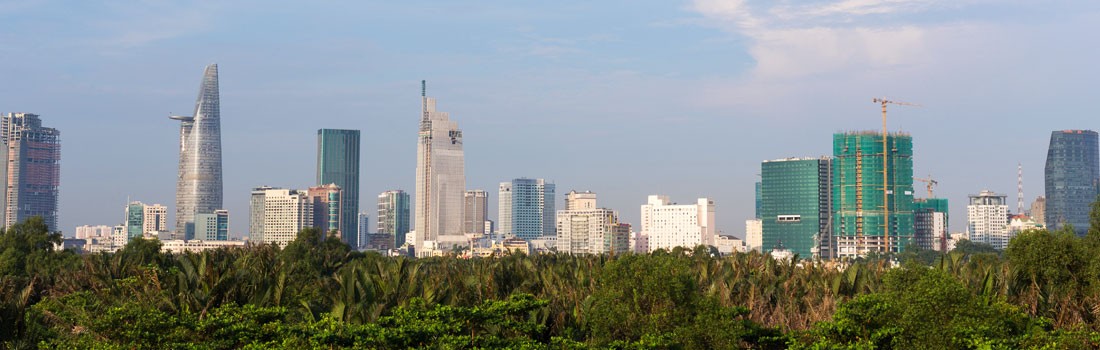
left=1, top=0, right=1098, bottom=239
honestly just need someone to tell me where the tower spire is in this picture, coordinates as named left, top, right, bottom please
left=421, top=80, right=426, bottom=97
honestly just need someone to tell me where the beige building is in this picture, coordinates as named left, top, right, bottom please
left=640, top=195, right=716, bottom=252
left=260, top=188, right=314, bottom=246
left=142, top=204, right=169, bottom=234
left=556, top=191, right=629, bottom=255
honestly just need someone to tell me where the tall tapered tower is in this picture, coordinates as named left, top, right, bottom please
left=414, top=81, right=465, bottom=255
left=171, top=64, right=223, bottom=239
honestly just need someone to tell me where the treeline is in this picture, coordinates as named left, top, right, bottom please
left=2, top=205, right=1100, bottom=348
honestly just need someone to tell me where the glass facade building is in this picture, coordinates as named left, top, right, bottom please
left=1044, top=130, right=1099, bottom=236
left=499, top=178, right=555, bottom=240
left=317, top=129, right=360, bottom=246
left=760, top=157, right=832, bottom=259
left=377, top=190, right=410, bottom=248
left=172, top=64, right=223, bottom=239
left=414, top=81, right=466, bottom=252
left=833, top=131, right=914, bottom=258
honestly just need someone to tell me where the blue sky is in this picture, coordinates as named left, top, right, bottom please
left=1, top=0, right=1098, bottom=238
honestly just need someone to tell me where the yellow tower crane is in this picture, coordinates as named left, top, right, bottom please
left=913, top=175, right=938, bottom=198
left=872, top=98, right=919, bottom=254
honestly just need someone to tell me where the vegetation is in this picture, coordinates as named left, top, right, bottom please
left=2, top=202, right=1100, bottom=348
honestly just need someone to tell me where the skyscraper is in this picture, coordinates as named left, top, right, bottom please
left=377, top=190, right=410, bottom=248
left=967, top=190, right=1009, bottom=249
left=1044, top=130, right=1099, bottom=236
left=0, top=112, right=61, bottom=231
left=358, top=212, right=370, bottom=248
left=464, top=190, right=488, bottom=235
left=640, top=195, right=716, bottom=252
left=498, top=178, right=555, bottom=240
left=760, top=157, right=833, bottom=260
left=172, top=64, right=223, bottom=239
left=833, top=131, right=915, bottom=258
left=259, top=188, right=313, bottom=247
left=317, top=129, right=360, bottom=246
left=249, top=186, right=277, bottom=242
left=414, top=81, right=466, bottom=254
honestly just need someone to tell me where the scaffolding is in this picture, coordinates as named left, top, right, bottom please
left=833, top=131, right=914, bottom=258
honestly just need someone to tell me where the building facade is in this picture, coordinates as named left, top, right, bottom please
left=640, top=195, right=716, bottom=252
left=913, top=198, right=949, bottom=251
left=414, top=81, right=466, bottom=254
left=833, top=131, right=915, bottom=258
left=967, top=190, right=1010, bottom=249
left=358, top=211, right=370, bottom=248
left=307, top=183, right=343, bottom=237
left=248, top=186, right=277, bottom=242
left=498, top=178, right=556, bottom=240
left=171, top=64, right=223, bottom=239
left=760, top=157, right=833, bottom=260
left=377, top=190, right=410, bottom=248
left=464, top=190, right=488, bottom=235
left=317, top=129, right=360, bottom=246
left=555, top=191, right=628, bottom=255
left=1044, top=130, right=1099, bottom=236
left=195, top=209, right=229, bottom=241
left=259, top=188, right=313, bottom=246
left=143, top=204, right=168, bottom=234
left=745, top=219, right=762, bottom=252
left=0, top=112, right=61, bottom=231
left=1030, top=196, right=1046, bottom=226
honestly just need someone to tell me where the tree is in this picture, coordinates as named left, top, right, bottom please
left=0, top=216, right=62, bottom=277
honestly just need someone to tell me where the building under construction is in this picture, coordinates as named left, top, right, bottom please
left=832, top=131, right=914, bottom=258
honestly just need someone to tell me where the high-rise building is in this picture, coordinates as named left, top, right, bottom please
left=125, top=202, right=145, bottom=240
left=967, top=190, right=1009, bottom=249
left=464, top=190, right=488, bottom=235
left=760, top=157, right=833, bottom=260
left=259, top=188, right=313, bottom=247
left=171, top=64, right=223, bottom=239
left=75, top=225, right=113, bottom=240
left=754, top=181, right=762, bottom=219
left=317, top=129, right=360, bottom=246
left=833, top=131, right=915, bottom=258
left=414, top=81, right=466, bottom=254
left=195, top=209, right=229, bottom=241
left=913, top=198, right=949, bottom=251
left=556, top=191, right=629, bottom=255
left=143, top=204, right=168, bottom=234
left=640, top=195, right=716, bottom=252
left=358, top=212, right=370, bottom=249
left=0, top=112, right=61, bottom=231
left=1030, top=196, right=1046, bottom=225
left=745, top=219, right=762, bottom=252
left=249, top=186, right=277, bottom=242
left=377, top=190, right=410, bottom=248
left=307, top=183, right=343, bottom=237
left=498, top=178, right=556, bottom=240
left=1044, top=130, right=1099, bottom=236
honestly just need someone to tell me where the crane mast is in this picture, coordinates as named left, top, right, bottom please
left=871, top=98, right=918, bottom=254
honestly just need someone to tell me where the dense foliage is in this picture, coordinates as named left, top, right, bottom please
left=0, top=199, right=1099, bottom=348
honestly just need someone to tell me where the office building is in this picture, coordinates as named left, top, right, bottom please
left=358, top=211, right=370, bottom=248
left=464, top=190, right=488, bottom=235
left=913, top=198, right=949, bottom=251
left=754, top=181, right=762, bottom=219
left=0, top=112, right=61, bottom=231
left=317, top=129, right=360, bottom=246
left=639, top=195, right=716, bottom=252
left=249, top=186, right=277, bottom=242
left=556, top=191, right=628, bottom=255
left=171, top=64, right=223, bottom=239
left=75, top=225, right=113, bottom=240
left=258, top=188, right=313, bottom=247
left=760, top=157, right=833, bottom=259
left=143, top=204, right=168, bottom=234
left=195, top=209, right=229, bottom=241
left=377, top=190, right=410, bottom=248
left=499, top=178, right=556, bottom=240
left=307, top=183, right=343, bottom=237
left=833, top=131, right=915, bottom=258
left=414, top=81, right=466, bottom=254
left=967, top=190, right=1010, bottom=249
left=1044, top=130, right=1099, bottom=236
left=745, top=219, right=762, bottom=252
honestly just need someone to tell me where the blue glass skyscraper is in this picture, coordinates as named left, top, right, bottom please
left=317, top=129, right=360, bottom=246
left=1045, top=130, right=1099, bottom=236
left=172, top=64, right=223, bottom=239
left=498, top=178, right=555, bottom=240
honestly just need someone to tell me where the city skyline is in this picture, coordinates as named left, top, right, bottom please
left=1, top=1, right=1097, bottom=238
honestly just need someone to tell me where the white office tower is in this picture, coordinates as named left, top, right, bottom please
left=745, top=219, right=763, bottom=252
left=414, top=81, right=466, bottom=255
left=640, top=195, right=716, bottom=252
left=967, top=190, right=1010, bottom=249
left=556, top=191, right=629, bottom=255
left=260, top=188, right=314, bottom=247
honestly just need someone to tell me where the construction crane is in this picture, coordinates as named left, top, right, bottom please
left=913, top=175, right=938, bottom=198
left=872, top=98, right=919, bottom=254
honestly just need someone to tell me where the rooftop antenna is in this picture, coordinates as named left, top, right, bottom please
left=421, top=80, right=426, bottom=97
